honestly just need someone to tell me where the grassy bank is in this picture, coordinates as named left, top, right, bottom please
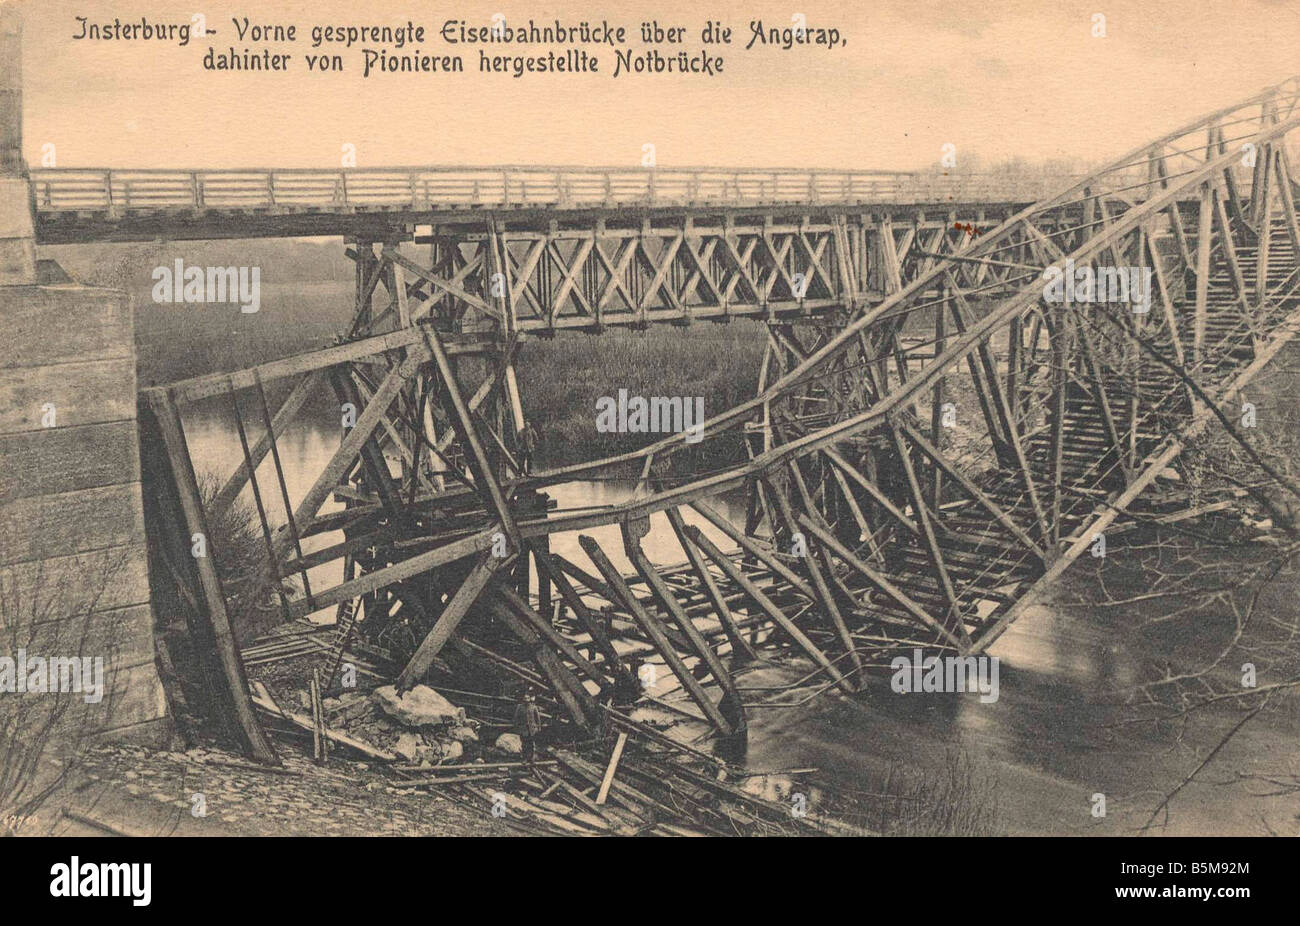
left=516, top=322, right=766, bottom=474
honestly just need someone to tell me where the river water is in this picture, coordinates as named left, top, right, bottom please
left=181, top=398, right=1300, bottom=836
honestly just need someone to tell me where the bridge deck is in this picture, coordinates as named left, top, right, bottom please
left=28, top=165, right=1082, bottom=242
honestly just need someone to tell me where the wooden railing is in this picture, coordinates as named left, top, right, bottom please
left=28, top=165, right=1087, bottom=214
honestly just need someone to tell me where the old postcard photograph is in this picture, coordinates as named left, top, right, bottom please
left=1, top=0, right=1298, bottom=901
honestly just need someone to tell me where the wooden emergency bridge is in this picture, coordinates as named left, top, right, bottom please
left=6, top=39, right=1300, bottom=761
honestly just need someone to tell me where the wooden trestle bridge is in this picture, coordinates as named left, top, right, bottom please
left=44, top=77, right=1300, bottom=764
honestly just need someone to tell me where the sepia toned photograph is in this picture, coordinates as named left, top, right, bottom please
left=2, top=0, right=1298, bottom=896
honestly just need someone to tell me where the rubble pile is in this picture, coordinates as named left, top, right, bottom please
left=315, top=685, right=503, bottom=767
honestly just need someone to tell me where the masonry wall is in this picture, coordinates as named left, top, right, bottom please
left=0, top=279, right=172, bottom=744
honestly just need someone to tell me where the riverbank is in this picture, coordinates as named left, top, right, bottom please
left=24, top=740, right=513, bottom=837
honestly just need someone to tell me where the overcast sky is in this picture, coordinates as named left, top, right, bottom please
left=14, top=0, right=1300, bottom=171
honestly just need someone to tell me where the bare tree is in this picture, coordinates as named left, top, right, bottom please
left=0, top=553, right=128, bottom=836
left=1060, top=341, right=1300, bottom=834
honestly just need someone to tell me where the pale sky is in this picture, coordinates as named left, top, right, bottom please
left=13, top=0, right=1300, bottom=171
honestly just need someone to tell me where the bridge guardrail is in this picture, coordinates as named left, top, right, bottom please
left=27, top=165, right=1093, bottom=214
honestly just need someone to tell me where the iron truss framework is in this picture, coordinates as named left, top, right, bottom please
left=138, top=77, right=1300, bottom=762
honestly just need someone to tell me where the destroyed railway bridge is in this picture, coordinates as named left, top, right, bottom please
left=7, top=43, right=1300, bottom=767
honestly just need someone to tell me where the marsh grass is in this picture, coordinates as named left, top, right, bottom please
left=516, top=323, right=767, bottom=473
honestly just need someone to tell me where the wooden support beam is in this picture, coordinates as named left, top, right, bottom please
left=492, top=583, right=612, bottom=696
left=384, top=245, right=499, bottom=320
left=1193, top=183, right=1214, bottom=362
left=274, top=356, right=416, bottom=561
left=395, top=551, right=503, bottom=690
left=1070, top=309, right=1133, bottom=486
left=621, top=519, right=747, bottom=728
left=1212, top=176, right=1251, bottom=318
left=1046, top=308, right=1070, bottom=544
left=896, top=421, right=1048, bottom=565
left=664, top=507, right=760, bottom=665
left=688, top=499, right=816, bottom=600
left=211, top=369, right=324, bottom=520
left=821, top=445, right=921, bottom=539
left=795, top=514, right=966, bottom=650
left=1255, top=148, right=1273, bottom=314
left=421, top=326, right=522, bottom=550
left=580, top=534, right=735, bottom=735
left=493, top=605, right=598, bottom=732
left=682, top=525, right=854, bottom=695
left=888, top=421, right=970, bottom=646
left=1274, top=148, right=1300, bottom=262
left=529, top=541, right=635, bottom=693
left=769, top=465, right=863, bottom=679
left=148, top=390, right=280, bottom=765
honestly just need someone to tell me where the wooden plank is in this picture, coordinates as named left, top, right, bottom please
left=148, top=323, right=485, bottom=405
left=596, top=731, right=628, bottom=806
left=282, top=525, right=499, bottom=620
left=252, top=693, right=397, bottom=761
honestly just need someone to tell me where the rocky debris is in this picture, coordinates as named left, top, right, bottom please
left=373, top=685, right=464, bottom=727
left=494, top=733, right=523, bottom=755
left=324, top=691, right=373, bottom=724
left=448, top=725, right=479, bottom=744
left=298, top=684, right=489, bottom=766
left=393, top=733, right=423, bottom=763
